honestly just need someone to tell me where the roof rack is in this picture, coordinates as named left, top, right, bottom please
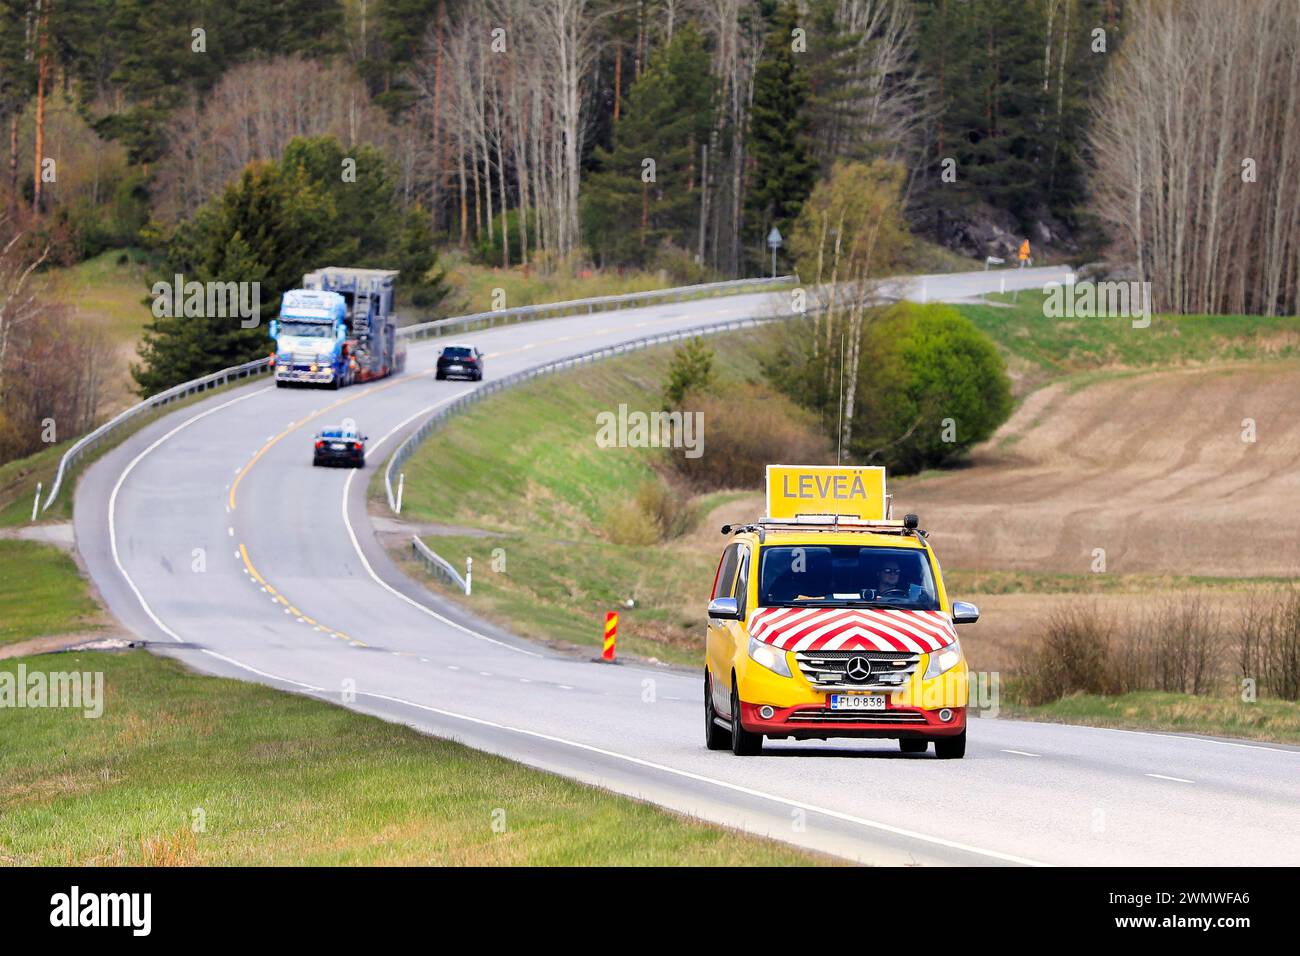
left=721, top=513, right=927, bottom=543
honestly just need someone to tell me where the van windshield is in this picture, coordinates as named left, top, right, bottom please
left=758, top=545, right=939, bottom=610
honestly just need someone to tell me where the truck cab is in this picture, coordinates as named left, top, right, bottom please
left=704, top=465, right=979, bottom=757
left=270, top=290, right=349, bottom=387
left=271, top=267, right=404, bottom=388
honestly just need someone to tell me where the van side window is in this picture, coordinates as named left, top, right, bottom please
left=711, top=544, right=740, bottom=601
left=733, top=547, right=750, bottom=616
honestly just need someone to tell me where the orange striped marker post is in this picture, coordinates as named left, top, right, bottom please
left=602, top=612, right=618, bottom=662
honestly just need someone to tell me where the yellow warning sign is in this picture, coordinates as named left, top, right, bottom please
left=765, top=464, right=887, bottom=521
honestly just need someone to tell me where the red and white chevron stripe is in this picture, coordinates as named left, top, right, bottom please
left=746, top=606, right=957, bottom=653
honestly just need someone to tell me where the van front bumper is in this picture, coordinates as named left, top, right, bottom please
left=740, top=701, right=966, bottom=739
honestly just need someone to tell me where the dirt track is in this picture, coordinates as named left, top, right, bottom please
left=895, top=360, right=1300, bottom=579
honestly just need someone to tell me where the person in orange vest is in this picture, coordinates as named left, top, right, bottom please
left=1018, top=239, right=1032, bottom=268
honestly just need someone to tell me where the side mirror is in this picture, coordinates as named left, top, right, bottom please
left=707, top=597, right=741, bottom=620
left=952, top=601, right=980, bottom=625
left=268, top=319, right=279, bottom=339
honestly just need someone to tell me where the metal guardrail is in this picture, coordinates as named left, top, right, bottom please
left=394, top=275, right=795, bottom=343
left=37, top=275, right=794, bottom=516
left=41, top=357, right=273, bottom=512
left=383, top=312, right=790, bottom=514
left=411, top=535, right=471, bottom=594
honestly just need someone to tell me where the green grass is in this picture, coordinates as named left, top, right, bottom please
left=0, top=540, right=102, bottom=647
left=954, top=290, right=1300, bottom=376
left=402, top=534, right=714, bottom=665
left=377, top=332, right=782, bottom=664
left=0, top=441, right=72, bottom=527
left=37, top=247, right=156, bottom=348
left=0, top=650, right=824, bottom=865
left=436, top=252, right=686, bottom=318
left=999, top=689, right=1300, bottom=745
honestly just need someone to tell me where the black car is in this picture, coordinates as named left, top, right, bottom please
left=436, top=344, right=484, bottom=381
left=313, top=427, right=367, bottom=467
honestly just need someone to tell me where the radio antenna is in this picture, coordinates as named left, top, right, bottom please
left=836, top=331, right=845, bottom=466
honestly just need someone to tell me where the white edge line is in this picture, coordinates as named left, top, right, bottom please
left=109, top=386, right=271, bottom=646
left=354, top=688, right=1053, bottom=867
left=340, top=395, right=541, bottom=658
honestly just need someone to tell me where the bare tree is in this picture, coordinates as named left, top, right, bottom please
left=153, top=56, right=400, bottom=223
left=1091, top=0, right=1300, bottom=316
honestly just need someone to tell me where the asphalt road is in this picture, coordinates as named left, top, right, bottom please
left=72, top=267, right=1300, bottom=865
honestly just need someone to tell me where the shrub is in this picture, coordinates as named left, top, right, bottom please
left=668, top=383, right=832, bottom=491
left=1020, top=603, right=1115, bottom=705
left=662, top=337, right=715, bottom=407
left=603, top=477, right=698, bottom=546
left=851, top=302, right=1012, bottom=474
left=1238, top=589, right=1300, bottom=701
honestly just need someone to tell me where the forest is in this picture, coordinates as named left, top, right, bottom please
left=0, top=0, right=1297, bottom=458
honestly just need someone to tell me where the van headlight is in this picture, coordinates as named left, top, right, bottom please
left=924, top=641, right=962, bottom=679
left=748, top=637, right=791, bottom=677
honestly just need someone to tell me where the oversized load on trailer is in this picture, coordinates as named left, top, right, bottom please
left=270, top=267, right=406, bottom=388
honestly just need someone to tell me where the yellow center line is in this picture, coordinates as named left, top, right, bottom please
left=239, top=543, right=350, bottom=642
left=228, top=369, right=435, bottom=511
left=231, top=306, right=727, bottom=642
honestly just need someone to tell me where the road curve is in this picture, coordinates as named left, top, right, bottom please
left=73, top=267, right=1300, bottom=866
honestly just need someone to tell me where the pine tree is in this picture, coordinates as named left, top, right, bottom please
left=582, top=25, right=714, bottom=267
left=745, top=0, right=817, bottom=272
left=134, top=135, right=444, bottom=395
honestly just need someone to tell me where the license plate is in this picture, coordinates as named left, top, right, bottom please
left=448, top=365, right=462, bottom=370
left=330, top=443, right=346, bottom=450
left=829, top=694, right=886, bottom=711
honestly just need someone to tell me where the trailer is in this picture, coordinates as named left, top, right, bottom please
left=271, top=267, right=406, bottom=388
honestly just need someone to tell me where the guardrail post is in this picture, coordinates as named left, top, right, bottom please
left=31, top=482, right=42, bottom=522
left=465, top=556, right=472, bottom=596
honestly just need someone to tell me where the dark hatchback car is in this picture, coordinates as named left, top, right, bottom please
left=313, top=428, right=367, bottom=467
left=435, top=344, right=484, bottom=381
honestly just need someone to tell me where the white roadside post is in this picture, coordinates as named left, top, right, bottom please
left=465, top=556, right=472, bottom=596
left=396, top=472, right=405, bottom=514
left=31, top=482, right=42, bottom=522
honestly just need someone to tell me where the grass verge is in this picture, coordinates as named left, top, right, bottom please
left=954, top=290, right=1300, bottom=381
left=375, top=330, right=787, bottom=664
left=0, top=650, right=825, bottom=865
left=998, top=688, right=1300, bottom=745
left=0, top=540, right=103, bottom=648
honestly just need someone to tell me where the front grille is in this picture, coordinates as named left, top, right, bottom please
left=787, top=709, right=927, bottom=723
left=795, top=649, right=921, bottom=690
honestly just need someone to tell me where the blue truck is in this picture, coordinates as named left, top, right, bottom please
left=270, top=267, right=405, bottom=388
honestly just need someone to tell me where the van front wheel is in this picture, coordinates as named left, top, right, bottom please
left=730, top=680, right=763, bottom=756
left=934, top=729, right=966, bottom=759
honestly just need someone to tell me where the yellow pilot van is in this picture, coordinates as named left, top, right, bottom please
left=704, top=465, right=979, bottom=757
